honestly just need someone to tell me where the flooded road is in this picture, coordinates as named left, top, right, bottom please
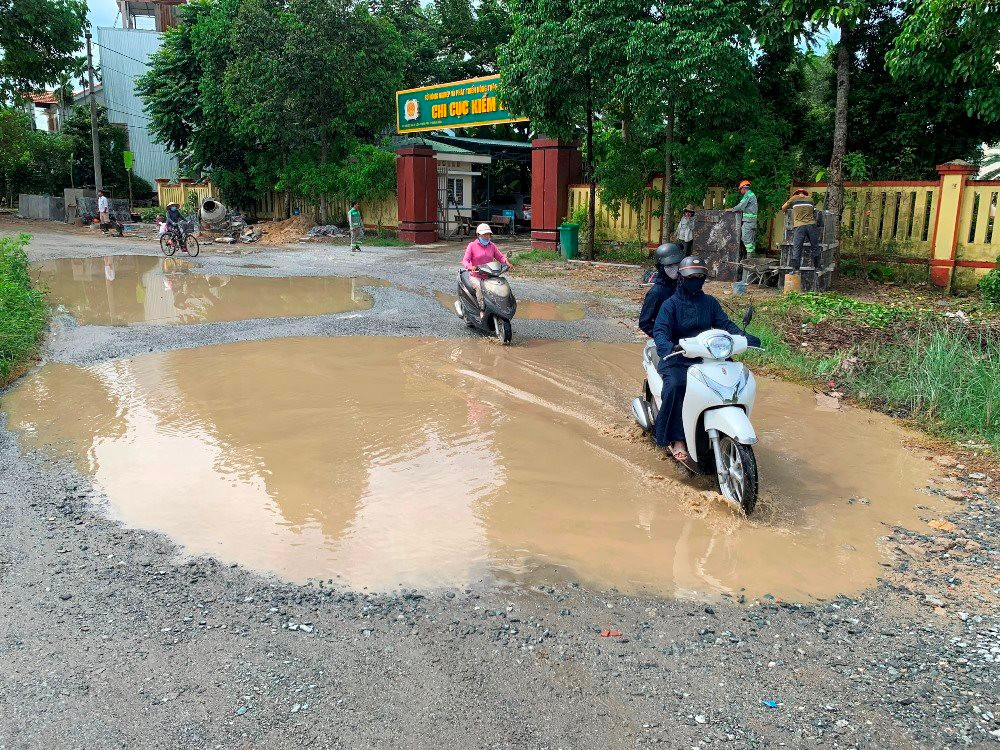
left=34, top=256, right=379, bottom=325
left=435, top=292, right=587, bottom=321
left=2, top=337, right=944, bottom=600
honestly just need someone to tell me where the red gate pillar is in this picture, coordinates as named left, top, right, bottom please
left=530, top=139, right=581, bottom=251
left=397, top=146, right=438, bottom=243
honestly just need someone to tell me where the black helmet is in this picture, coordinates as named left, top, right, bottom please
left=654, top=242, right=684, bottom=267
left=678, top=256, right=708, bottom=278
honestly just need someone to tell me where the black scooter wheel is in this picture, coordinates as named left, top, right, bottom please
left=494, top=317, right=512, bottom=345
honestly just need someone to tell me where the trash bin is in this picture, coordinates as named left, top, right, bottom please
left=559, top=223, right=580, bottom=259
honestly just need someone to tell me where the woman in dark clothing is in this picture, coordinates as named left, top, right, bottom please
left=638, top=243, right=684, bottom=336
left=651, top=256, right=761, bottom=461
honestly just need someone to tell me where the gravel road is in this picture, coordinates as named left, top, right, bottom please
left=0, top=221, right=997, bottom=749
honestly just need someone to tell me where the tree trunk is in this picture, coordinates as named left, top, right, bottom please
left=319, top=131, right=329, bottom=224
left=826, top=26, right=851, bottom=221
left=660, top=107, right=674, bottom=245
left=585, top=84, right=596, bottom=261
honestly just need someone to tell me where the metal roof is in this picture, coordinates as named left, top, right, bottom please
left=429, top=134, right=531, bottom=153
left=392, top=136, right=477, bottom=156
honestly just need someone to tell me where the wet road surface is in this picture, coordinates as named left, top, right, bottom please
left=5, top=336, right=943, bottom=600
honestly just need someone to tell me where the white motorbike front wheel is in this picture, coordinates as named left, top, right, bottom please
left=716, top=435, right=758, bottom=515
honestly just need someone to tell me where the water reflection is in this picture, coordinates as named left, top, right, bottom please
left=34, top=256, right=378, bottom=325
left=2, top=337, right=944, bottom=598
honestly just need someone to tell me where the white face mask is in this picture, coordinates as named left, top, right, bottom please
left=664, top=264, right=679, bottom=279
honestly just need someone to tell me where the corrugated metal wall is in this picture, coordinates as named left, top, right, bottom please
left=96, top=27, right=177, bottom=185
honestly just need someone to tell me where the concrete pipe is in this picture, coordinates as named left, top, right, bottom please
left=200, top=197, right=226, bottom=224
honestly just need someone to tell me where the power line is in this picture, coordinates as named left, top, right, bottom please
left=94, top=42, right=152, bottom=67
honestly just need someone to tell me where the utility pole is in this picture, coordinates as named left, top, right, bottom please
left=85, top=31, right=103, bottom=193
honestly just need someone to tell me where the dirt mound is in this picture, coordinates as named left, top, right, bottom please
left=258, top=216, right=315, bottom=245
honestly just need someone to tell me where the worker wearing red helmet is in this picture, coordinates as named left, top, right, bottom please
left=726, top=179, right=758, bottom=256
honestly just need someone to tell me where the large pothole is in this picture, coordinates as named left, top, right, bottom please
left=2, top=337, right=945, bottom=599
left=33, top=255, right=380, bottom=325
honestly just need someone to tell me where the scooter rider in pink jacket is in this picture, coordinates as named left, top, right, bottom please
left=462, top=223, right=509, bottom=318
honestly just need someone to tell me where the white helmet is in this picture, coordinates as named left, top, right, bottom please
left=476, top=223, right=492, bottom=236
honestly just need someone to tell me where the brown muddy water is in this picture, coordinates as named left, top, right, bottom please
left=33, top=256, right=378, bottom=325
left=435, top=292, right=587, bottom=321
left=2, top=337, right=946, bottom=600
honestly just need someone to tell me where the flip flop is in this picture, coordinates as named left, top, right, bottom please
left=670, top=445, right=689, bottom=462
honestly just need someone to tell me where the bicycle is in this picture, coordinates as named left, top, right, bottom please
left=159, top=221, right=200, bottom=257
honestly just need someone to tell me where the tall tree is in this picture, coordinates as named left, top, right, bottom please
left=887, top=0, right=1000, bottom=124
left=500, top=0, right=603, bottom=257
left=621, top=0, right=754, bottom=240
left=762, top=0, right=872, bottom=220
left=62, top=104, right=131, bottom=192
left=0, top=0, right=86, bottom=103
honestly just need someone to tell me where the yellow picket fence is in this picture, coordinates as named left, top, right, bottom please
left=567, top=182, right=765, bottom=247
left=155, top=181, right=216, bottom=210
left=254, top=192, right=398, bottom=230
left=565, top=169, right=998, bottom=289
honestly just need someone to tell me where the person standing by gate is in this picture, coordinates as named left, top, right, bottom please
left=726, top=180, right=758, bottom=256
left=348, top=200, right=364, bottom=253
left=675, top=204, right=696, bottom=255
left=780, top=189, right=821, bottom=273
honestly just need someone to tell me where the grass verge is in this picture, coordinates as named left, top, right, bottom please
left=748, top=292, right=1000, bottom=451
left=511, top=249, right=562, bottom=266
left=0, top=234, right=46, bottom=387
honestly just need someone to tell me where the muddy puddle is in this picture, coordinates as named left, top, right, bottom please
left=3, top=337, right=946, bottom=600
left=33, top=256, right=379, bottom=325
left=435, top=291, right=586, bottom=321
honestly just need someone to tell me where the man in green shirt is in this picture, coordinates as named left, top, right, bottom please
left=726, top=179, right=758, bottom=255
left=347, top=201, right=363, bottom=253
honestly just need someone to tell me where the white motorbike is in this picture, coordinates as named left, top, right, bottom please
left=631, top=309, right=761, bottom=514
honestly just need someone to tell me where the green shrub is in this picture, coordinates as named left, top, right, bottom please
left=0, top=234, right=46, bottom=386
left=137, top=206, right=163, bottom=223
left=979, top=265, right=1000, bottom=303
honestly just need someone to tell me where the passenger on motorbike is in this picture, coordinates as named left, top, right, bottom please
left=651, top=256, right=761, bottom=461
left=462, top=223, right=509, bottom=319
left=639, top=242, right=683, bottom=336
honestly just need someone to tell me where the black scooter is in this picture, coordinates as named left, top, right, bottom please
left=453, top=261, right=517, bottom=344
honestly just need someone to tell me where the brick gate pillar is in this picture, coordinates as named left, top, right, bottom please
left=929, top=159, right=977, bottom=290
left=397, top=146, right=438, bottom=243
left=530, top=139, right=581, bottom=251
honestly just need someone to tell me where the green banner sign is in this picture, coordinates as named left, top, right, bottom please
left=396, top=75, right=526, bottom=134
left=123, top=150, right=133, bottom=170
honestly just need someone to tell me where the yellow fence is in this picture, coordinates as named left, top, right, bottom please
left=254, top=192, right=399, bottom=230
left=155, top=181, right=216, bottom=210
left=567, top=182, right=769, bottom=248
left=567, top=169, right=996, bottom=289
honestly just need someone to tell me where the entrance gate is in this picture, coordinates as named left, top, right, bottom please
left=394, top=75, right=581, bottom=249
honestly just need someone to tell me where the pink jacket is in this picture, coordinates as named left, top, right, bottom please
left=463, top=240, right=509, bottom=279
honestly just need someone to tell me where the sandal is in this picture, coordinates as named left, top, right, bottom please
left=670, top=442, right=689, bottom=462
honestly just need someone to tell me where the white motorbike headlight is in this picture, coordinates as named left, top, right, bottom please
left=707, top=334, right=734, bottom=360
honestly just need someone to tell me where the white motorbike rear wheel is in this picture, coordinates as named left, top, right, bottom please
left=717, top=435, right=758, bottom=515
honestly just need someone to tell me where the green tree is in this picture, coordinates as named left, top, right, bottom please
left=500, top=0, right=639, bottom=258
left=0, top=0, right=86, bottom=102
left=887, top=0, right=1000, bottom=124
left=338, top=142, right=397, bottom=233
left=0, top=108, right=33, bottom=202
left=62, top=104, right=131, bottom=194
left=621, top=0, right=755, bottom=241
